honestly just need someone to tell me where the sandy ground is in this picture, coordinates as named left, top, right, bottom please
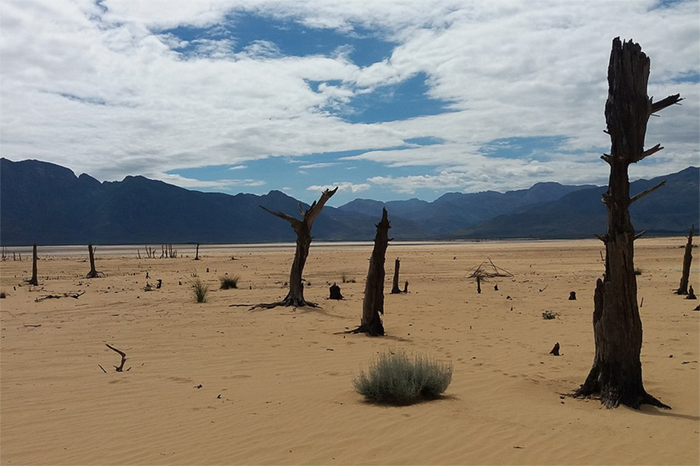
left=0, top=238, right=698, bottom=465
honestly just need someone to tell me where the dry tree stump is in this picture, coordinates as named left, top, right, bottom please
left=329, top=282, right=343, bottom=300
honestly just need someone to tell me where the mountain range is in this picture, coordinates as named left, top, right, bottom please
left=1, top=158, right=697, bottom=246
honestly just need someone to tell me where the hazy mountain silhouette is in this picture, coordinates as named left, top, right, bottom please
left=1, top=158, right=696, bottom=245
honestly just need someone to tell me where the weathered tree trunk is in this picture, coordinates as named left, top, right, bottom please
left=86, top=244, right=100, bottom=278
left=676, top=225, right=694, bottom=295
left=329, top=282, right=343, bottom=300
left=258, top=187, right=338, bottom=308
left=391, top=257, right=402, bottom=294
left=574, top=38, right=680, bottom=409
left=194, top=243, right=200, bottom=260
left=28, top=244, right=38, bottom=286
left=345, top=208, right=391, bottom=336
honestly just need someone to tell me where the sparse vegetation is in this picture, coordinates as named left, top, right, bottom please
left=353, top=351, right=453, bottom=405
left=219, top=275, right=240, bottom=290
left=192, top=278, right=209, bottom=303
left=542, top=310, right=559, bottom=320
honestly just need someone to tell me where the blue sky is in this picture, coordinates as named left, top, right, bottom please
left=1, top=0, right=698, bottom=206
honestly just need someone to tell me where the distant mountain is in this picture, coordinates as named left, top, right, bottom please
left=0, top=157, right=697, bottom=245
left=449, top=167, right=699, bottom=239
left=339, top=182, right=594, bottom=236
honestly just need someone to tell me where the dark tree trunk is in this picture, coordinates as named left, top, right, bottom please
left=574, top=38, right=680, bottom=409
left=28, top=244, right=38, bottom=286
left=194, top=243, right=200, bottom=260
left=345, top=208, right=391, bottom=336
left=258, top=188, right=338, bottom=308
left=86, top=244, right=100, bottom=278
left=391, top=257, right=402, bottom=294
left=676, top=225, right=694, bottom=295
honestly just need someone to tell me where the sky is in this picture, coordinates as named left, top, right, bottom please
left=1, top=0, right=699, bottom=207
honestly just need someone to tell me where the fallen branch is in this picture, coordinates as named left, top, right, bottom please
left=35, top=291, right=85, bottom=302
left=106, top=344, right=130, bottom=372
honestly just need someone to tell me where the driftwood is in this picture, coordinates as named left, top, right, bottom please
left=106, top=344, right=130, bottom=372
left=467, top=258, right=512, bottom=293
left=35, top=291, right=85, bottom=302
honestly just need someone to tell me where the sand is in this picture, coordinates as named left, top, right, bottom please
left=1, top=238, right=698, bottom=465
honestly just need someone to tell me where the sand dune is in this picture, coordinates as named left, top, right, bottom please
left=1, top=238, right=698, bottom=465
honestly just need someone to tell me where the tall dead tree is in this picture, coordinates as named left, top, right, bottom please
left=574, top=38, right=681, bottom=409
left=258, top=187, right=338, bottom=308
left=391, top=257, right=402, bottom=294
left=345, top=208, right=391, bottom=336
left=194, top=243, right=200, bottom=260
left=676, top=225, right=694, bottom=295
left=86, top=244, right=100, bottom=278
left=27, top=244, right=39, bottom=286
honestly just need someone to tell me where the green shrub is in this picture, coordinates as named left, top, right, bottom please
left=219, top=275, right=240, bottom=290
left=542, top=310, right=559, bottom=320
left=353, top=351, right=452, bottom=405
left=192, top=278, right=209, bottom=303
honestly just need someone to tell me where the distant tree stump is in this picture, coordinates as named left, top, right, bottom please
left=569, top=291, right=577, bottom=300
left=27, top=244, right=38, bottom=286
left=329, top=282, right=343, bottom=300
left=687, top=285, right=696, bottom=300
left=676, top=225, right=693, bottom=295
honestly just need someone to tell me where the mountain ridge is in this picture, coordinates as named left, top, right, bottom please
left=1, top=158, right=697, bottom=245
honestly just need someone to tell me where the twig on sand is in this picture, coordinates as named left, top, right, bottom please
left=106, top=344, right=130, bottom=372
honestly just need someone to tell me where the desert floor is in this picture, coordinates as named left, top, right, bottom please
left=1, top=238, right=698, bottom=465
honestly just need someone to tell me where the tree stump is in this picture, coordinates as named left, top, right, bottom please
left=676, top=225, right=694, bottom=295
left=391, top=257, right=402, bottom=294
left=344, top=208, right=391, bottom=336
left=27, top=244, right=38, bottom=286
left=329, top=282, right=343, bottom=300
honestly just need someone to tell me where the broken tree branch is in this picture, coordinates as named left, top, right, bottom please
left=630, top=180, right=665, bottom=204
left=35, top=291, right=85, bottom=302
left=650, top=94, right=682, bottom=115
left=106, top=344, right=128, bottom=372
left=632, top=143, right=663, bottom=163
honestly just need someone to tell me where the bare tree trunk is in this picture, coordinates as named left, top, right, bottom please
left=344, top=208, right=391, bottom=336
left=195, top=243, right=200, bottom=260
left=86, top=244, right=99, bottom=278
left=28, top=244, right=38, bottom=286
left=676, top=225, right=694, bottom=295
left=574, top=38, right=680, bottom=409
left=391, top=257, right=402, bottom=294
left=257, top=188, right=338, bottom=308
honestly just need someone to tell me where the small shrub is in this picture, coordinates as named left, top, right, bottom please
left=219, top=275, right=240, bottom=290
left=192, top=278, right=209, bottom=303
left=353, top=351, right=452, bottom=405
left=542, top=310, right=559, bottom=320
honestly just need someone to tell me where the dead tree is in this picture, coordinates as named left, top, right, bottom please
left=27, top=244, right=38, bottom=286
left=86, top=244, right=101, bottom=278
left=344, top=208, right=391, bottom=336
left=676, top=225, right=694, bottom=295
left=574, top=38, right=681, bottom=409
left=257, top=187, right=337, bottom=308
left=391, top=258, right=403, bottom=294
left=194, top=243, right=200, bottom=260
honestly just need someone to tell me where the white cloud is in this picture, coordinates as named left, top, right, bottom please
left=0, top=0, right=697, bottom=197
left=298, top=162, right=339, bottom=169
left=307, top=181, right=371, bottom=193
